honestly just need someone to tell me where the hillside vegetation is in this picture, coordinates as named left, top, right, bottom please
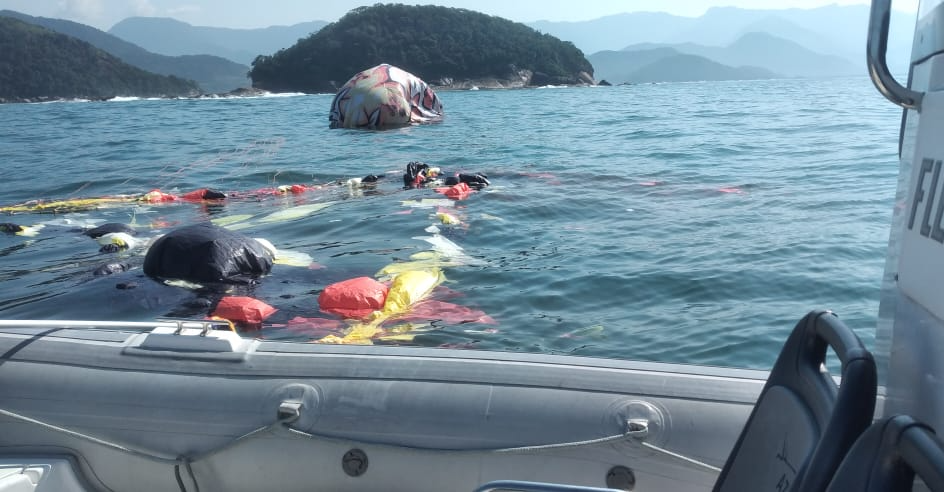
left=1, top=10, right=248, bottom=93
left=250, top=4, right=594, bottom=93
left=0, top=17, right=199, bottom=102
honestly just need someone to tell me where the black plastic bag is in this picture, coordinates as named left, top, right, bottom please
left=143, top=223, right=273, bottom=284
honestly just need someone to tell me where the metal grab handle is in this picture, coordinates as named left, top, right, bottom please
left=868, top=0, right=923, bottom=110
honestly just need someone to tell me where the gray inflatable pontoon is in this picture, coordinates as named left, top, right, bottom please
left=0, top=319, right=760, bottom=491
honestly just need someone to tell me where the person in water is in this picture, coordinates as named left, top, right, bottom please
left=328, top=64, right=444, bottom=130
left=402, top=161, right=490, bottom=189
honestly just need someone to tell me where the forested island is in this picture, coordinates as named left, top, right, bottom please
left=250, top=4, right=595, bottom=93
left=0, top=16, right=199, bottom=103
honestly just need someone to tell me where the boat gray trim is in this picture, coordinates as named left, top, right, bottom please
left=0, top=325, right=768, bottom=404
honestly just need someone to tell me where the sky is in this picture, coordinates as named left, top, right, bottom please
left=0, top=0, right=920, bottom=31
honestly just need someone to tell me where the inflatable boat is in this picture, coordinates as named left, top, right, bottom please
left=3, top=1, right=944, bottom=490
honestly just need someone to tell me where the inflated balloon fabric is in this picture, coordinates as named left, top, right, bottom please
left=329, top=64, right=444, bottom=129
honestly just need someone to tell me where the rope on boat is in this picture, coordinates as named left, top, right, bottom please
left=0, top=406, right=179, bottom=464
left=0, top=404, right=721, bottom=479
left=0, top=405, right=287, bottom=491
left=636, top=441, right=722, bottom=473
left=284, top=420, right=722, bottom=474
left=0, top=404, right=294, bottom=462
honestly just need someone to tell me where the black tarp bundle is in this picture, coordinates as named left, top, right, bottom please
left=143, top=223, right=273, bottom=283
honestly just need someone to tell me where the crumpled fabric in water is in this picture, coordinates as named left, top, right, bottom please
left=329, top=64, right=444, bottom=129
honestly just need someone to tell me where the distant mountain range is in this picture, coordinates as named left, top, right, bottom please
left=0, top=10, right=248, bottom=93
left=589, top=47, right=779, bottom=85
left=530, top=4, right=916, bottom=77
left=0, top=16, right=198, bottom=102
left=0, top=4, right=922, bottom=101
left=590, top=31, right=860, bottom=84
left=103, top=4, right=917, bottom=86
left=108, top=17, right=328, bottom=66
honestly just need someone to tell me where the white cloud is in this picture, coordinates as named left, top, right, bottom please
left=55, top=0, right=105, bottom=24
left=166, top=4, right=203, bottom=16
left=132, top=0, right=158, bottom=16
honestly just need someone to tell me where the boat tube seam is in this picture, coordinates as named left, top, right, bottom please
left=0, top=327, right=770, bottom=379
left=1, top=356, right=764, bottom=404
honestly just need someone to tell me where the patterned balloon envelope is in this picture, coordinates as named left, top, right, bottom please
left=329, top=64, right=444, bottom=129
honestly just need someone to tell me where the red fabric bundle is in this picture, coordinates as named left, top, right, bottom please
left=141, top=189, right=178, bottom=202
left=212, top=296, right=277, bottom=325
left=319, top=277, right=389, bottom=319
left=435, top=182, right=472, bottom=200
left=181, top=188, right=226, bottom=201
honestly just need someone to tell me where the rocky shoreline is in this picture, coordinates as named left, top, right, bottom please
left=0, top=87, right=267, bottom=104
left=430, top=68, right=595, bottom=90
left=0, top=72, right=602, bottom=104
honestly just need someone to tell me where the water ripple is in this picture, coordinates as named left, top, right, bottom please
left=0, top=76, right=899, bottom=370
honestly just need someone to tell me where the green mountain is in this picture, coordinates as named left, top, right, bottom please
left=589, top=48, right=778, bottom=84
left=250, top=4, right=594, bottom=93
left=109, top=17, right=328, bottom=66
left=0, top=10, right=249, bottom=93
left=0, top=17, right=198, bottom=102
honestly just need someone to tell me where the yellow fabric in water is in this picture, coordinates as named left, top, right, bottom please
left=318, top=269, right=444, bottom=344
left=380, top=269, right=443, bottom=317
left=0, top=197, right=131, bottom=214
left=211, top=214, right=254, bottom=228
left=376, top=254, right=460, bottom=280
left=256, top=202, right=335, bottom=223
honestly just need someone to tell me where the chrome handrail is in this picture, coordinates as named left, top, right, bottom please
left=868, top=0, right=924, bottom=110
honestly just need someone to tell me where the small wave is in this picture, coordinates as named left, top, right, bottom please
left=197, top=91, right=309, bottom=100
left=261, top=92, right=308, bottom=98
left=38, top=98, right=89, bottom=104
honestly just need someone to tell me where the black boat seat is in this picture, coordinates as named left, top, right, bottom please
left=712, top=310, right=877, bottom=492
left=825, top=415, right=944, bottom=491
left=474, top=311, right=877, bottom=492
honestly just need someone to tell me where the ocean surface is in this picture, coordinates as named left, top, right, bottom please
left=0, top=77, right=901, bottom=370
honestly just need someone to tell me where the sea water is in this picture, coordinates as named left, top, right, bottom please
left=0, top=77, right=900, bottom=369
